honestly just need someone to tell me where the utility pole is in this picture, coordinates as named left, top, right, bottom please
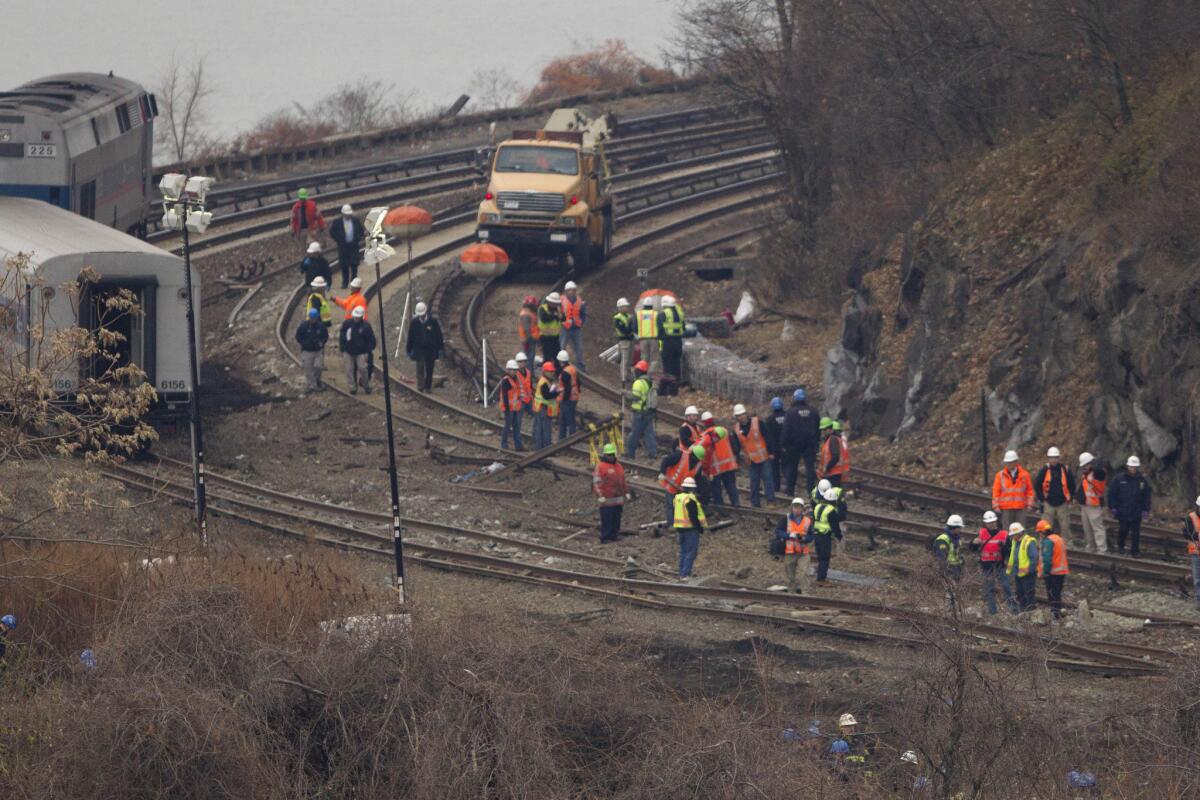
left=181, top=215, right=207, bottom=546
left=159, top=173, right=213, bottom=547
left=374, top=255, right=407, bottom=604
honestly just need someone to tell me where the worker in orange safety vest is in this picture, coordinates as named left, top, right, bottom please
left=1183, top=496, right=1200, bottom=609
left=560, top=280, right=587, bottom=372
left=498, top=359, right=525, bottom=452
left=593, top=443, right=629, bottom=543
left=819, top=417, right=850, bottom=487
left=704, top=423, right=741, bottom=508
left=659, top=444, right=706, bottom=526
left=992, top=450, right=1034, bottom=532
left=1038, top=519, right=1069, bottom=620
left=774, top=497, right=813, bottom=593
left=332, top=276, right=368, bottom=320
left=517, top=294, right=540, bottom=364
left=734, top=403, right=776, bottom=507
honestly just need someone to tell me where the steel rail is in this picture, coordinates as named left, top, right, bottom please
left=108, top=458, right=1162, bottom=676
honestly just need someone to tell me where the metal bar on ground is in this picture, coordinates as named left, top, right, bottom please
left=493, top=414, right=622, bottom=475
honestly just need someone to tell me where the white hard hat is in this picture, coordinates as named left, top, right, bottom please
left=982, top=510, right=998, bottom=524
left=414, top=302, right=428, bottom=316
left=681, top=477, right=697, bottom=489
left=1126, top=455, right=1141, bottom=468
left=515, top=352, right=528, bottom=362
left=684, top=406, right=699, bottom=417
left=641, top=296, right=654, bottom=307
left=661, top=296, right=676, bottom=307
left=733, top=403, right=747, bottom=416
left=349, top=277, right=362, bottom=289
left=546, top=292, right=562, bottom=304
left=838, top=713, right=857, bottom=728
left=557, top=350, right=570, bottom=362
left=616, top=297, right=630, bottom=308
left=823, top=488, right=839, bottom=502
left=700, top=411, right=714, bottom=422
left=1009, top=522, right=1025, bottom=535
left=791, top=497, right=806, bottom=506
left=341, top=204, right=353, bottom=215
left=351, top=306, right=365, bottom=319
left=1003, top=450, right=1019, bottom=463
left=901, top=751, right=918, bottom=765
left=1047, top=447, right=1061, bottom=458
left=817, top=479, right=832, bottom=494
left=505, top=359, right=519, bottom=370
left=310, top=276, right=327, bottom=288
left=1195, top=495, right=1200, bottom=508
left=307, top=241, right=322, bottom=254
left=1079, top=452, right=1094, bottom=467
left=564, top=280, right=577, bottom=290
left=534, top=355, right=544, bottom=365
left=946, top=514, right=964, bottom=528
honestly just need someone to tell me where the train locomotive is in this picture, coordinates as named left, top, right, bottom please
left=0, top=72, right=157, bottom=236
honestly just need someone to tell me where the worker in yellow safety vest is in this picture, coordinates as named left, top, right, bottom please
left=1006, top=522, right=1040, bottom=612
left=531, top=362, right=560, bottom=449
left=673, top=476, right=707, bottom=580
left=657, top=295, right=685, bottom=394
left=307, top=276, right=333, bottom=328
left=624, top=360, right=656, bottom=460
left=636, top=296, right=659, bottom=374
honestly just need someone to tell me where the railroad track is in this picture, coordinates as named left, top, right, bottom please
left=149, top=108, right=771, bottom=254
left=446, top=221, right=1200, bottom=593
left=104, top=457, right=1171, bottom=677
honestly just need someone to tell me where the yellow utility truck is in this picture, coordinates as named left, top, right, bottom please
left=475, top=109, right=614, bottom=273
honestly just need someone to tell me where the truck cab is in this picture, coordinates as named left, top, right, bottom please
left=475, top=109, right=614, bottom=274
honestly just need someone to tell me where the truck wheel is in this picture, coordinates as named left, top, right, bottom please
left=590, top=215, right=612, bottom=266
left=572, top=236, right=592, bottom=274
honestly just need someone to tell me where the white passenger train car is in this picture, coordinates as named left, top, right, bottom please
left=0, top=198, right=198, bottom=415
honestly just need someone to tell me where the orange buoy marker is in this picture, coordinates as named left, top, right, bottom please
left=382, top=205, right=432, bottom=241
left=461, top=242, right=510, bottom=280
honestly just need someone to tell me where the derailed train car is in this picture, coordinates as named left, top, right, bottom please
left=0, top=72, right=156, bottom=235
left=0, top=198, right=197, bottom=416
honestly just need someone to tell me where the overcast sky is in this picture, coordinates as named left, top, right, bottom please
left=3, top=0, right=680, bottom=136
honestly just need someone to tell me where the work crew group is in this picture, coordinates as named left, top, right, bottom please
left=291, top=198, right=445, bottom=395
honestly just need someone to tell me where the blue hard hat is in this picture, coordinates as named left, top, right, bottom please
left=1, top=614, right=15, bottom=629
left=771, top=397, right=784, bottom=411
left=1067, top=771, right=1097, bottom=788
left=830, top=739, right=850, bottom=754
left=308, top=308, right=320, bottom=319
left=782, top=727, right=799, bottom=742
left=793, top=388, right=807, bottom=403
left=80, top=649, right=97, bottom=670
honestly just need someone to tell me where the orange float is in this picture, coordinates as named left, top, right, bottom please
left=382, top=205, right=432, bottom=241
left=461, top=242, right=510, bottom=279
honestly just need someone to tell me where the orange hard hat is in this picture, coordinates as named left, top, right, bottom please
left=1035, top=520, right=1053, bottom=533
left=542, top=362, right=556, bottom=372
left=635, top=360, right=649, bottom=372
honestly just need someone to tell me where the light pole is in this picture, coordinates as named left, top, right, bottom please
left=159, top=173, right=214, bottom=546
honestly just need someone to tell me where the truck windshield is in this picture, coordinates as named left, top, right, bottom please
left=494, top=146, right=579, bottom=175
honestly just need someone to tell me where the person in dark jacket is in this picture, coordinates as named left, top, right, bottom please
left=339, top=306, right=376, bottom=394
left=295, top=307, right=329, bottom=392
left=300, top=241, right=332, bottom=287
left=1107, top=455, right=1152, bottom=556
left=406, top=302, right=444, bottom=393
left=781, top=388, right=820, bottom=496
left=763, top=396, right=787, bottom=493
left=1034, top=446, right=1075, bottom=544
left=328, top=204, right=365, bottom=287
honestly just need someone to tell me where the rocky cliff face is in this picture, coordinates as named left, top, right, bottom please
left=822, top=96, right=1200, bottom=497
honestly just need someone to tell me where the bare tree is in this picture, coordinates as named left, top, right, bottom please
left=309, top=77, right=420, bottom=131
left=468, top=68, right=525, bottom=111
left=155, top=55, right=215, bottom=163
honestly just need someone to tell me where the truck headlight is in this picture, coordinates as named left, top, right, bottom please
left=557, top=216, right=578, bottom=227
left=482, top=213, right=500, bottom=223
